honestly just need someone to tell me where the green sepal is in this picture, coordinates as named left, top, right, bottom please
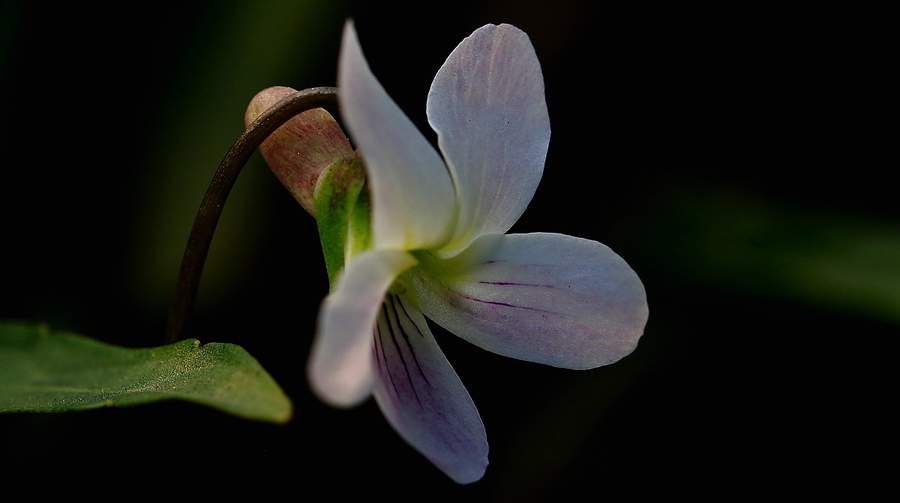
left=0, top=322, right=292, bottom=424
left=314, top=155, right=371, bottom=288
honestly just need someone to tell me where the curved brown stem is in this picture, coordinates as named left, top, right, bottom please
left=165, top=87, right=340, bottom=344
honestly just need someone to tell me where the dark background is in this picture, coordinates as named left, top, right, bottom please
left=0, top=1, right=889, bottom=499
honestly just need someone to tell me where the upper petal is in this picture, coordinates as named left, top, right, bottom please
left=309, top=248, right=417, bottom=407
left=412, top=233, right=648, bottom=369
left=372, top=294, right=488, bottom=484
left=427, top=24, right=550, bottom=255
left=338, top=22, right=457, bottom=250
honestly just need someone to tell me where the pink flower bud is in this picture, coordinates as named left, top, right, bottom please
left=245, top=86, right=354, bottom=216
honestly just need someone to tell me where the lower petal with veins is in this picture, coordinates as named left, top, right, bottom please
left=372, top=294, right=488, bottom=484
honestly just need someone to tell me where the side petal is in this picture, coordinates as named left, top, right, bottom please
left=413, top=233, right=648, bottom=370
left=373, top=294, right=489, bottom=484
left=309, top=249, right=417, bottom=407
left=427, top=24, right=550, bottom=255
left=338, top=21, right=457, bottom=250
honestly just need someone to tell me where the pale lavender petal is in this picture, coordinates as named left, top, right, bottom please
left=309, top=249, right=417, bottom=408
left=427, top=24, right=550, bottom=255
left=338, top=21, right=457, bottom=250
left=413, top=233, right=648, bottom=369
left=372, top=294, right=488, bottom=484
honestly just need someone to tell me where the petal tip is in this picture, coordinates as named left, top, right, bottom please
left=308, top=355, right=374, bottom=409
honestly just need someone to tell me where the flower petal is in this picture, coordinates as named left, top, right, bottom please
left=338, top=21, right=457, bottom=250
left=372, top=294, right=489, bottom=484
left=309, top=249, right=417, bottom=407
left=413, top=233, right=648, bottom=369
left=427, top=24, right=550, bottom=255
left=245, top=86, right=354, bottom=217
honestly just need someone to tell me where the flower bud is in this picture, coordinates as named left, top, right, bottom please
left=245, top=86, right=354, bottom=216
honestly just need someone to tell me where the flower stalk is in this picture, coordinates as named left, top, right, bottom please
left=165, top=87, right=339, bottom=345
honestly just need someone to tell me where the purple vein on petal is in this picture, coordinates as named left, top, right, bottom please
left=373, top=310, right=395, bottom=397
left=374, top=303, right=413, bottom=406
left=385, top=301, right=421, bottom=408
left=456, top=293, right=553, bottom=313
left=388, top=296, right=430, bottom=386
left=395, top=296, right=428, bottom=339
left=374, top=295, right=433, bottom=408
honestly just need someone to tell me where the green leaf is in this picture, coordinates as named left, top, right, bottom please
left=0, top=322, right=292, bottom=423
